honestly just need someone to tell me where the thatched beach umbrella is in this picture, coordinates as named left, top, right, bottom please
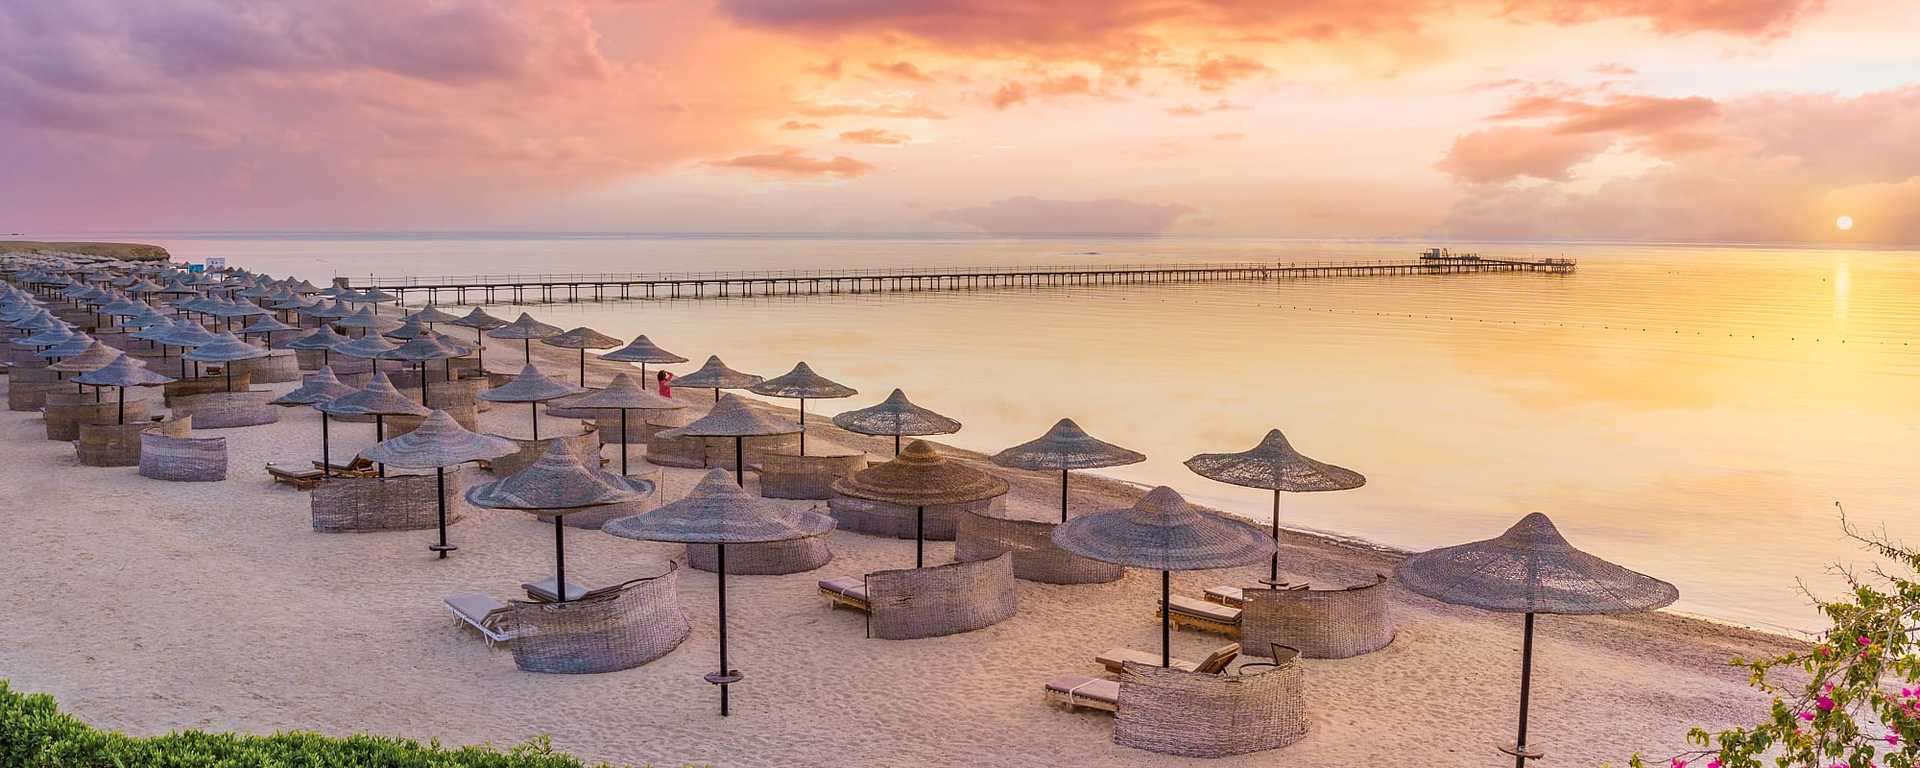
left=486, top=312, right=562, bottom=365
left=1052, top=486, right=1274, bottom=667
left=565, top=372, right=683, bottom=475
left=991, top=418, right=1145, bottom=523
left=335, top=306, right=386, bottom=337
left=448, top=307, right=507, bottom=369
left=74, top=355, right=175, bottom=423
left=830, top=389, right=960, bottom=456
left=1184, top=429, right=1365, bottom=586
left=380, top=334, right=458, bottom=402
left=1396, top=513, right=1677, bottom=767
left=287, top=326, right=351, bottom=367
left=749, top=362, right=856, bottom=456
left=156, top=320, right=216, bottom=378
left=598, top=334, right=686, bottom=393
left=541, top=326, right=621, bottom=386
left=671, top=355, right=762, bottom=404
left=832, top=439, right=1008, bottom=568
left=50, top=340, right=125, bottom=401
left=603, top=469, right=834, bottom=716
left=354, top=287, right=400, bottom=313
left=272, top=367, right=357, bottom=477
left=361, top=410, right=517, bottom=558
left=240, top=314, right=294, bottom=348
left=182, top=331, right=266, bottom=392
left=383, top=315, right=431, bottom=341
left=301, top=298, right=354, bottom=322
left=475, top=363, right=584, bottom=440
left=334, top=329, right=399, bottom=362
left=465, top=440, right=654, bottom=603
left=317, top=370, right=430, bottom=477
left=406, top=304, right=462, bottom=327
left=659, top=394, right=800, bottom=486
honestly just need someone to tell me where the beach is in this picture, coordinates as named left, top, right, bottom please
left=0, top=340, right=1803, bottom=767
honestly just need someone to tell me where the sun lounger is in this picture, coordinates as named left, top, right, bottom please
left=265, top=462, right=324, bottom=490
left=1095, top=643, right=1240, bottom=676
left=818, top=576, right=869, bottom=612
left=445, top=593, right=511, bottom=645
left=313, top=456, right=377, bottom=476
left=1046, top=674, right=1120, bottom=712
left=1161, top=594, right=1242, bottom=637
left=1205, top=583, right=1310, bottom=608
left=521, top=577, right=591, bottom=604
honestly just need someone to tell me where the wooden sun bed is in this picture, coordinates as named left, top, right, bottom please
left=1046, top=675, right=1120, bottom=712
left=1095, top=643, right=1240, bottom=676
left=314, top=457, right=378, bottom=477
left=1161, top=594, right=1242, bottom=637
left=265, top=462, right=324, bottom=490
left=818, top=576, right=869, bottom=612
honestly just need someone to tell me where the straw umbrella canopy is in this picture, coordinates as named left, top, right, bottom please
left=302, top=298, right=354, bottom=321
left=830, top=388, right=961, bottom=455
left=1397, top=513, right=1677, bottom=766
left=671, top=355, right=764, bottom=404
left=50, top=340, right=125, bottom=401
left=1053, top=486, right=1274, bottom=667
left=832, top=439, right=1008, bottom=568
left=73, top=354, right=175, bottom=422
left=318, top=370, right=430, bottom=477
left=658, top=394, right=800, bottom=487
left=475, top=363, right=584, bottom=440
left=383, top=315, right=431, bottom=340
left=564, top=372, right=683, bottom=475
left=749, top=362, right=856, bottom=456
left=541, top=326, right=621, bottom=386
left=406, top=304, right=462, bottom=326
left=486, top=312, right=562, bottom=365
left=354, top=287, right=400, bottom=312
left=464, top=439, right=654, bottom=603
left=360, top=410, right=518, bottom=558
left=181, top=331, right=266, bottom=392
left=991, top=418, right=1146, bottom=523
left=380, top=334, right=458, bottom=403
left=598, top=334, right=686, bottom=392
left=38, top=331, right=97, bottom=361
left=603, top=468, right=834, bottom=716
left=20, top=323, right=75, bottom=349
left=272, top=367, right=358, bottom=477
left=240, top=314, right=294, bottom=348
left=334, top=306, right=386, bottom=336
left=334, top=330, right=399, bottom=361
left=156, top=321, right=216, bottom=378
left=287, top=326, right=351, bottom=367
left=1183, top=429, right=1366, bottom=586
left=448, top=307, right=507, bottom=369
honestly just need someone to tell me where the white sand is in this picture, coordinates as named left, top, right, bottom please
left=0, top=347, right=1803, bottom=767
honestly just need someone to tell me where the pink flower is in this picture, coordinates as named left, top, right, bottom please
left=1707, top=761, right=1721, bottom=768
left=1861, top=635, right=1874, bottom=645
left=1888, top=732, right=1902, bottom=746
left=1801, top=710, right=1817, bottom=721
left=1903, top=688, right=1913, bottom=697
left=1671, top=760, right=1687, bottom=768
left=1818, top=695, right=1836, bottom=710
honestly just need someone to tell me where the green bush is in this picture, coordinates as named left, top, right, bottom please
left=0, top=679, right=636, bottom=767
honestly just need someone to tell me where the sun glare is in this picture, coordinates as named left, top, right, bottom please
left=1836, top=215, right=1855, bottom=231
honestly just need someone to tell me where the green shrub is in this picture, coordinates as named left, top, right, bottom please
left=0, top=680, right=656, bottom=767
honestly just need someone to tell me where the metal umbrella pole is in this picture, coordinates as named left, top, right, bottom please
left=703, top=543, right=742, bottom=717
left=1161, top=569, right=1172, bottom=667
left=375, top=415, right=386, bottom=477
left=1060, top=469, right=1069, bottom=523
left=553, top=517, right=568, bottom=603
left=320, top=412, right=332, bottom=478
left=798, top=397, right=807, bottom=456
left=1502, top=612, right=1543, bottom=767
left=915, top=506, right=926, bottom=568
left=618, top=408, right=630, bottom=475
left=428, top=467, right=455, bottom=559
left=733, top=437, right=745, bottom=487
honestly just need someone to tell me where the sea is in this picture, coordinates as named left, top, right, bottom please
left=48, top=232, right=1920, bottom=634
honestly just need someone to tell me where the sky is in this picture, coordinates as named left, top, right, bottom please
left=2, top=0, right=1918, bottom=243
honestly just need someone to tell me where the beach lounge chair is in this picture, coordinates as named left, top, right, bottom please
left=1046, top=675, right=1120, bottom=712
left=265, top=462, right=324, bottom=490
left=521, top=577, right=591, bottom=604
left=1095, top=643, right=1240, bottom=676
left=1160, top=594, right=1242, bottom=637
left=314, top=456, right=378, bottom=476
left=444, top=593, right=511, bottom=645
left=1206, top=583, right=1310, bottom=608
left=818, top=576, right=869, bottom=612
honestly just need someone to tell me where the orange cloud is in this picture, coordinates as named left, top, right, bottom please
left=706, top=148, right=877, bottom=178
left=869, top=61, right=934, bottom=81
left=780, top=120, right=823, bottom=130
left=1166, top=99, right=1249, bottom=116
left=1436, top=126, right=1614, bottom=183
left=989, top=74, right=1094, bottom=109
left=792, top=101, right=948, bottom=119
left=840, top=128, right=911, bottom=144
left=1192, top=53, right=1270, bottom=90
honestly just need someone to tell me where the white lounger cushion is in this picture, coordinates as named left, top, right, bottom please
left=1097, top=648, right=1199, bottom=674
left=818, top=576, right=868, bottom=602
left=444, top=593, right=510, bottom=643
left=1045, top=674, right=1119, bottom=712
left=1165, top=594, right=1242, bottom=624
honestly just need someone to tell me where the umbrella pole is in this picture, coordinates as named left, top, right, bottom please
left=117, top=387, right=125, bottom=424
left=894, top=434, right=901, bottom=456
left=375, top=416, right=386, bottom=477
left=553, top=517, right=567, bottom=603
left=1508, top=612, right=1540, bottom=766
left=1271, top=490, right=1282, bottom=585
left=916, top=506, right=925, bottom=568
left=430, top=467, right=453, bottom=559
left=475, top=328, right=484, bottom=370
left=706, top=543, right=739, bottom=717
left=530, top=402, right=540, bottom=441
left=321, top=413, right=331, bottom=478
left=225, top=366, right=233, bottom=392
left=1161, top=570, right=1172, bottom=667
left=578, top=349, right=586, bottom=386
left=523, top=338, right=531, bottom=365
left=1061, top=469, right=1069, bottom=523
left=798, top=398, right=806, bottom=456
left=619, top=408, right=629, bottom=476
left=420, top=363, right=429, bottom=405
left=734, top=436, right=745, bottom=487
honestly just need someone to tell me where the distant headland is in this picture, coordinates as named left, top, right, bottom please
left=0, top=240, right=172, bottom=262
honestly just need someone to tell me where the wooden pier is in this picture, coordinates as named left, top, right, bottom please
left=347, top=256, right=1576, bottom=306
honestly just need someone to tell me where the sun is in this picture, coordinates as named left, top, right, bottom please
left=1836, top=215, right=1855, bottom=231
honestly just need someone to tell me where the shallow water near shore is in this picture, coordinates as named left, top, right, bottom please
left=72, top=233, right=1920, bottom=632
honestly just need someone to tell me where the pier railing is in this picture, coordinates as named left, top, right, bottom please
left=355, top=259, right=1558, bottom=287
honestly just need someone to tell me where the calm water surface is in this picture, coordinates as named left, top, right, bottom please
left=70, top=234, right=1920, bottom=632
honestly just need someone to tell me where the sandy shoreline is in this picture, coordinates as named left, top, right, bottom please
left=0, top=339, right=1805, bottom=767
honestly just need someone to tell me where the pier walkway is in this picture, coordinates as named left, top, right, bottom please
left=347, top=255, right=1576, bottom=306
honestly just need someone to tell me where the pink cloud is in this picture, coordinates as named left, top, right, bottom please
left=839, top=128, right=911, bottom=144
left=706, top=148, right=877, bottom=178
left=1436, top=126, right=1614, bottom=183
left=869, top=60, right=934, bottom=81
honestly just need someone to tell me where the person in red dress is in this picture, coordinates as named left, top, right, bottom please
left=657, top=370, right=673, bottom=398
